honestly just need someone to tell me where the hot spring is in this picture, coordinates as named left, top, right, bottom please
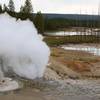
left=0, top=13, right=50, bottom=80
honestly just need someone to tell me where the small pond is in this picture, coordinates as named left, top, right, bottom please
left=61, top=45, right=100, bottom=56
left=45, top=31, right=92, bottom=36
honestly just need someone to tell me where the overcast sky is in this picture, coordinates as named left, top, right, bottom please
left=0, top=0, right=99, bottom=15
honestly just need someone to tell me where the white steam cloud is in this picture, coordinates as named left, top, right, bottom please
left=0, top=13, right=50, bottom=80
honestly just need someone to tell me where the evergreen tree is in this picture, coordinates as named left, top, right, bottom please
left=23, top=0, right=33, bottom=13
left=34, top=11, right=44, bottom=34
left=8, top=0, right=15, bottom=12
left=0, top=5, right=2, bottom=13
left=20, top=5, right=24, bottom=13
left=3, top=4, right=9, bottom=12
left=19, top=0, right=33, bottom=20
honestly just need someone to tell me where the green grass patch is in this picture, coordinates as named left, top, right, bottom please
left=44, top=35, right=99, bottom=46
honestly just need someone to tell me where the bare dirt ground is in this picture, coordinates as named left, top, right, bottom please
left=0, top=79, right=100, bottom=100
left=0, top=46, right=100, bottom=100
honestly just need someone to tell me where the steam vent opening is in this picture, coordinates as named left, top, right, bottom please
left=0, top=13, right=50, bottom=92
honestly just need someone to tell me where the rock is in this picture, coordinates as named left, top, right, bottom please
left=0, top=77, right=20, bottom=92
left=44, top=68, right=61, bottom=81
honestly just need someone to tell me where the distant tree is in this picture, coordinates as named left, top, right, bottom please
left=20, top=5, right=24, bottom=13
left=34, top=11, right=44, bottom=34
left=8, top=0, right=15, bottom=12
left=22, top=0, right=33, bottom=13
left=0, top=4, right=2, bottom=13
left=3, top=4, right=9, bottom=12
left=19, top=0, right=33, bottom=20
left=19, top=5, right=28, bottom=20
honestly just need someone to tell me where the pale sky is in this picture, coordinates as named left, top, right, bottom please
left=0, top=0, right=99, bottom=15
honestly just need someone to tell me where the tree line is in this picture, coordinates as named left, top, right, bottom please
left=0, top=0, right=44, bottom=34
left=0, top=0, right=100, bottom=34
left=0, top=0, right=33, bottom=14
left=45, top=18, right=100, bottom=31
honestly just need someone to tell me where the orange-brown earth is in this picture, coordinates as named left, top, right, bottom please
left=47, top=47, right=100, bottom=79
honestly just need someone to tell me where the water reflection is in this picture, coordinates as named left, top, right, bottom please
left=62, top=45, right=100, bottom=56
